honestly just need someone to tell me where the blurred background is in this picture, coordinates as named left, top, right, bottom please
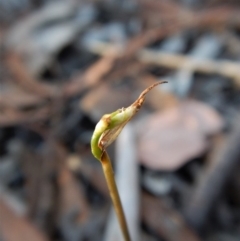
left=1, top=0, right=240, bottom=240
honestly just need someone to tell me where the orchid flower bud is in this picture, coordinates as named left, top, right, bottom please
left=91, top=81, right=167, bottom=160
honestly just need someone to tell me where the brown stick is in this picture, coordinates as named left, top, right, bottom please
left=184, top=120, right=240, bottom=230
left=142, top=191, right=202, bottom=241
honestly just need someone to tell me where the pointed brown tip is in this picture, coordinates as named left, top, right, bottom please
left=138, top=80, right=168, bottom=99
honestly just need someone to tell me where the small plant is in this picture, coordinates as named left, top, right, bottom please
left=91, top=81, right=167, bottom=241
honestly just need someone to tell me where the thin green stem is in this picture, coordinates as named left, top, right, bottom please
left=101, top=151, right=131, bottom=241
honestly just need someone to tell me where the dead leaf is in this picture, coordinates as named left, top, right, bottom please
left=138, top=100, right=224, bottom=171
